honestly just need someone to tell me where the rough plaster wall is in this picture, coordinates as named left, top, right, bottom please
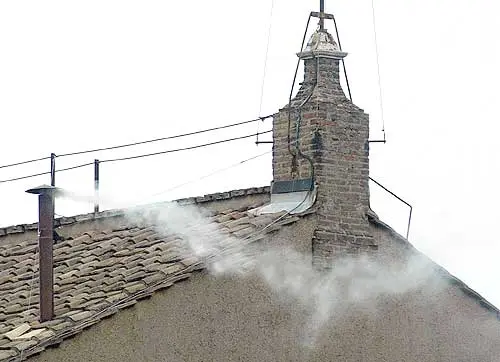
left=29, top=219, right=500, bottom=362
left=368, top=224, right=500, bottom=361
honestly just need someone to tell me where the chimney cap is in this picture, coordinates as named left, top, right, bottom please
left=26, top=184, right=63, bottom=196
left=297, top=29, right=347, bottom=60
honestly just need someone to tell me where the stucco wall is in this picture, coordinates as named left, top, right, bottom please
left=29, top=217, right=500, bottom=362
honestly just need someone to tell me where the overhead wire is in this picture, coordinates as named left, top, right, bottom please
left=0, top=171, right=51, bottom=184
left=134, top=116, right=325, bottom=205
left=0, top=156, right=51, bottom=170
left=0, top=115, right=273, bottom=171
left=57, top=162, right=94, bottom=173
left=58, top=115, right=273, bottom=158
left=123, top=117, right=323, bottom=206
left=0, top=162, right=93, bottom=184
left=140, top=149, right=273, bottom=203
left=255, top=0, right=274, bottom=145
left=287, top=13, right=316, bottom=181
left=99, top=130, right=272, bottom=164
left=258, top=0, right=275, bottom=116
left=19, top=178, right=309, bottom=358
left=3, top=9, right=394, bottom=339
left=256, top=0, right=275, bottom=144
left=0, top=131, right=271, bottom=185
left=203, top=192, right=312, bottom=271
left=31, top=178, right=310, bottom=356
left=371, top=0, right=386, bottom=140
left=287, top=13, right=313, bottom=158
left=0, top=116, right=273, bottom=185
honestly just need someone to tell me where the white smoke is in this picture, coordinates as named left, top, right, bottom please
left=125, top=201, right=441, bottom=347
left=257, top=248, right=440, bottom=345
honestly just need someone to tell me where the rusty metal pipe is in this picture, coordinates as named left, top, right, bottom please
left=26, top=185, right=59, bottom=322
left=38, top=192, right=54, bottom=321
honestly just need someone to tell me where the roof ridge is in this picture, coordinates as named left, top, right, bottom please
left=0, top=186, right=270, bottom=239
left=0, top=196, right=301, bottom=361
left=367, top=211, right=500, bottom=319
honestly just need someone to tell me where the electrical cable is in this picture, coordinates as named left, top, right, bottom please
left=58, top=115, right=273, bottom=158
left=0, top=162, right=93, bottom=184
left=58, top=162, right=94, bottom=173
left=0, top=171, right=51, bottom=184
left=138, top=120, right=324, bottom=205
left=287, top=13, right=313, bottom=157
left=31, top=183, right=309, bottom=356
left=258, top=0, right=275, bottom=117
left=19, top=182, right=309, bottom=359
left=0, top=115, right=273, bottom=171
left=0, top=156, right=51, bottom=170
left=0, top=114, right=273, bottom=173
left=245, top=189, right=311, bottom=239
left=122, top=121, right=319, bottom=206
left=0, top=131, right=270, bottom=185
left=292, top=59, right=317, bottom=182
left=99, top=130, right=272, bottom=164
left=15, top=141, right=308, bottom=361
left=256, top=0, right=275, bottom=144
left=286, top=13, right=317, bottom=183
left=371, top=0, right=386, bottom=140
left=141, top=149, right=273, bottom=202
left=204, top=188, right=314, bottom=270
left=369, top=177, right=412, bottom=239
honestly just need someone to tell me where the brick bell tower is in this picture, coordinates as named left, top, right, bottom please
left=272, top=12, right=377, bottom=267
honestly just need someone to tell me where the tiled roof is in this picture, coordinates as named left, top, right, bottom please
left=0, top=187, right=303, bottom=361
left=0, top=187, right=272, bottom=237
left=2, top=185, right=499, bottom=361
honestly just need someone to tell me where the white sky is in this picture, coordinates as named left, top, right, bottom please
left=1, top=1, right=500, bottom=306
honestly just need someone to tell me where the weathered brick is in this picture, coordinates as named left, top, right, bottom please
left=272, top=30, right=375, bottom=267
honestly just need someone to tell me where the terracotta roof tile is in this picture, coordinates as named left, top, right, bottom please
left=0, top=186, right=308, bottom=361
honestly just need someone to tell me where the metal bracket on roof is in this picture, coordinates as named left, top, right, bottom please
left=252, top=178, right=317, bottom=215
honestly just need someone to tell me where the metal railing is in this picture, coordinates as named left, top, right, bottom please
left=369, top=177, right=413, bottom=239
left=1, top=152, right=414, bottom=240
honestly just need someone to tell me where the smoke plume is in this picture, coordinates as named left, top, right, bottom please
left=125, top=201, right=440, bottom=346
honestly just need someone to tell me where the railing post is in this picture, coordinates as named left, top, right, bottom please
left=369, top=177, right=413, bottom=240
left=94, top=159, right=100, bottom=213
left=406, top=206, right=413, bottom=240
left=50, top=153, right=56, bottom=187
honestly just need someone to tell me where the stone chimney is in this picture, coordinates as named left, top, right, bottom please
left=272, top=27, right=377, bottom=267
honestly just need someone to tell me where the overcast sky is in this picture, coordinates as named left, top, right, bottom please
left=1, top=1, right=499, bottom=306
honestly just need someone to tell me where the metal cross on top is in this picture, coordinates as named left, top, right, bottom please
left=312, top=1, right=334, bottom=28
left=319, top=0, right=325, bottom=30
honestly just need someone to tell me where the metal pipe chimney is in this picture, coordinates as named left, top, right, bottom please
left=26, top=185, right=60, bottom=322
